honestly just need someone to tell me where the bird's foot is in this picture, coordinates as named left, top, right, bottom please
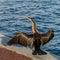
left=37, top=49, right=47, bottom=55
left=32, top=50, right=37, bottom=55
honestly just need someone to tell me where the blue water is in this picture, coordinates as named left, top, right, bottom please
left=0, top=0, right=60, bottom=56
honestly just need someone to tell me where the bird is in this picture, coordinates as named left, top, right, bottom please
left=7, top=16, right=54, bottom=55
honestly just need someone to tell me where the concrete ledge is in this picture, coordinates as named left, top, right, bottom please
left=0, top=45, right=32, bottom=60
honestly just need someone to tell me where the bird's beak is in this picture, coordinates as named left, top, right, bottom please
left=23, top=16, right=29, bottom=19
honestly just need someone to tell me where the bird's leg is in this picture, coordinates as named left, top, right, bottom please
left=32, top=45, right=37, bottom=55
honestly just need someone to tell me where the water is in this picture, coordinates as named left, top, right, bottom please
left=0, top=0, right=60, bottom=56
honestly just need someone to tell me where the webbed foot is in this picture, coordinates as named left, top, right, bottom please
left=32, top=50, right=37, bottom=55
left=37, top=49, right=47, bottom=55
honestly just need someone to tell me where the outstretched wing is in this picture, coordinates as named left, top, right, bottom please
left=8, top=32, right=34, bottom=46
left=41, top=30, right=54, bottom=45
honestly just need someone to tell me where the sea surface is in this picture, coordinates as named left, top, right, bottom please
left=0, top=0, right=60, bottom=56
